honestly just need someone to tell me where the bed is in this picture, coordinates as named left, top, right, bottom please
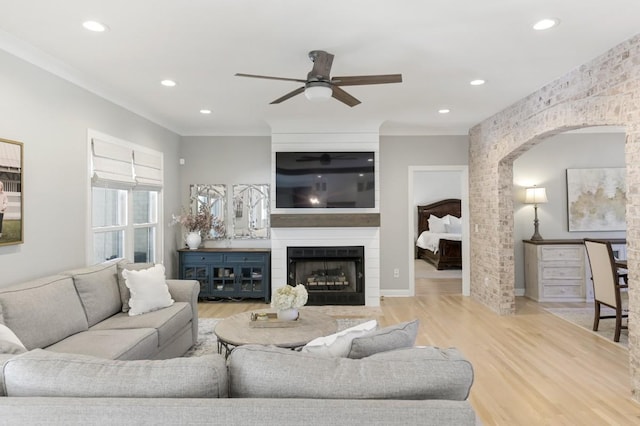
left=416, top=199, right=462, bottom=270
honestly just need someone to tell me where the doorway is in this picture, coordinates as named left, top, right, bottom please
left=407, top=165, right=470, bottom=296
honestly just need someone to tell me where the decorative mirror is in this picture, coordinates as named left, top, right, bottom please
left=190, top=184, right=227, bottom=239
left=233, top=184, right=270, bottom=239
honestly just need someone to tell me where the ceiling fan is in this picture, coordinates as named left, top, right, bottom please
left=235, top=50, right=402, bottom=107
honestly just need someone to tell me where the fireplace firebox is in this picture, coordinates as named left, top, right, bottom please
left=287, top=246, right=365, bottom=305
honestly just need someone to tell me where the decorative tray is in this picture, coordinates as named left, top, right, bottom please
left=248, top=312, right=300, bottom=328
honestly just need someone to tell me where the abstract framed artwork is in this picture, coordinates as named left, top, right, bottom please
left=566, top=167, right=626, bottom=232
left=0, top=138, right=24, bottom=246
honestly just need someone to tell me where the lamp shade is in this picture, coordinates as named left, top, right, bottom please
left=304, top=82, right=332, bottom=102
left=524, top=186, right=548, bottom=204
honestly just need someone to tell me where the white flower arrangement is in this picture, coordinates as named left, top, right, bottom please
left=271, top=284, right=308, bottom=311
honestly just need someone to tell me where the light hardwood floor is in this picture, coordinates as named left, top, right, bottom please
left=197, top=278, right=640, bottom=425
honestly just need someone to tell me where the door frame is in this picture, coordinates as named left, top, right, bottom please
left=408, top=165, right=470, bottom=296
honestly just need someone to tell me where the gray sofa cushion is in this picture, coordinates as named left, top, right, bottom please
left=45, top=328, right=158, bottom=360
left=0, top=275, right=89, bottom=349
left=0, top=354, right=14, bottom=396
left=67, top=261, right=122, bottom=327
left=368, top=346, right=474, bottom=399
left=228, top=345, right=474, bottom=400
left=3, top=349, right=228, bottom=398
left=347, top=319, right=419, bottom=359
left=117, top=261, right=154, bottom=313
left=90, top=302, right=192, bottom=347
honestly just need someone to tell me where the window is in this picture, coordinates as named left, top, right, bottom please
left=89, top=131, right=163, bottom=265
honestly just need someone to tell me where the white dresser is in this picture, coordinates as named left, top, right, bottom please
left=524, top=240, right=586, bottom=302
left=524, top=239, right=626, bottom=302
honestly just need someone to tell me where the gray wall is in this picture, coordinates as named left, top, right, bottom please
left=179, top=134, right=470, bottom=292
left=380, top=135, right=469, bottom=290
left=179, top=136, right=272, bottom=249
left=0, top=50, right=182, bottom=286
left=512, top=131, right=626, bottom=291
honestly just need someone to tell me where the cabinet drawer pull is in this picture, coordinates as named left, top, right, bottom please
left=201, top=257, right=206, bottom=261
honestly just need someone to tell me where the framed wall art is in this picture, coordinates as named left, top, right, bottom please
left=566, top=167, right=626, bottom=232
left=0, top=138, right=24, bottom=246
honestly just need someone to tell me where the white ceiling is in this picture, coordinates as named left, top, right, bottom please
left=1, top=1, right=639, bottom=136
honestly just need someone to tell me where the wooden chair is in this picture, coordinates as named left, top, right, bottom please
left=584, top=239, right=628, bottom=342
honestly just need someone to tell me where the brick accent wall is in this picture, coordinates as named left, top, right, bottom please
left=469, top=34, right=640, bottom=400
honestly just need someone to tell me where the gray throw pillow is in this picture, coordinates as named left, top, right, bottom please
left=347, top=319, right=419, bottom=359
left=117, top=262, right=154, bottom=312
left=0, top=340, right=27, bottom=355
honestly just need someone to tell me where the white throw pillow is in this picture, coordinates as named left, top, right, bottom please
left=122, top=264, right=174, bottom=316
left=444, top=215, right=462, bottom=233
left=301, top=320, right=377, bottom=357
left=445, top=215, right=462, bottom=226
left=427, top=214, right=449, bottom=233
left=0, top=324, right=27, bottom=353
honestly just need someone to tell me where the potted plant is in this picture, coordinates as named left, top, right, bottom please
left=171, top=205, right=213, bottom=249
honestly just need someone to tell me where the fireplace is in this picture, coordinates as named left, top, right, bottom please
left=287, top=246, right=365, bottom=305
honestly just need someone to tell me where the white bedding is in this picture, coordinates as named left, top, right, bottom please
left=416, top=231, right=462, bottom=254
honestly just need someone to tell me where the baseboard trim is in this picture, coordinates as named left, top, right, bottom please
left=380, top=289, right=412, bottom=298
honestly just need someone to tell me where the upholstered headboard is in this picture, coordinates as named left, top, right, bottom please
left=417, top=199, right=462, bottom=235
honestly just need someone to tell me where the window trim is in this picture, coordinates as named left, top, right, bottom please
left=87, top=129, right=164, bottom=265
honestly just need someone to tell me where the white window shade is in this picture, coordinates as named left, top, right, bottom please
left=133, top=149, right=163, bottom=190
left=91, top=138, right=135, bottom=189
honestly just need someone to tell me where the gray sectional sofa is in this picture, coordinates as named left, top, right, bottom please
left=0, top=258, right=199, bottom=362
left=0, top=260, right=477, bottom=424
left=0, top=345, right=477, bottom=425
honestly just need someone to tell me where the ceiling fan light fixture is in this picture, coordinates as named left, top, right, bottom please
left=304, top=82, right=332, bottom=102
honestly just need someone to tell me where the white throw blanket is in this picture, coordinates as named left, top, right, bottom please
left=416, top=231, right=462, bottom=253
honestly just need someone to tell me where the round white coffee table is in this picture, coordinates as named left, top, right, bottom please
left=214, top=308, right=337, bottom=356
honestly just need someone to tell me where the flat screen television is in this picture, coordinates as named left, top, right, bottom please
left=275, top=151, right=375, bottom=208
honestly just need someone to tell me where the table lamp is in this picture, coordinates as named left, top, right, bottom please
left=524, top=186, right=548, bottom=241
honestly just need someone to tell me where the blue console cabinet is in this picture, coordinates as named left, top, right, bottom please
left=178, top=248, right=270, bottom=302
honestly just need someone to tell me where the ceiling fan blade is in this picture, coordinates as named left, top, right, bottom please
left=270, top=86, right=305, bottom=104
left=235, top=73, right=307, bottom=83
left=331, top=86, right=361, bottom=107
left=331, top=74, right=403, bottom=86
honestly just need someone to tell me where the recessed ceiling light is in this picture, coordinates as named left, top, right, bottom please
left=82, top=21, right=108, bottom=32
left=160, top=79, right=177, bottom=87
left=438, top=109, right=451, bottom=114
left=533, top=18, right=559, bottom=31
left=200, top=109, right=212, bottom=114
left=470, top=79, right=486, bottom=86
